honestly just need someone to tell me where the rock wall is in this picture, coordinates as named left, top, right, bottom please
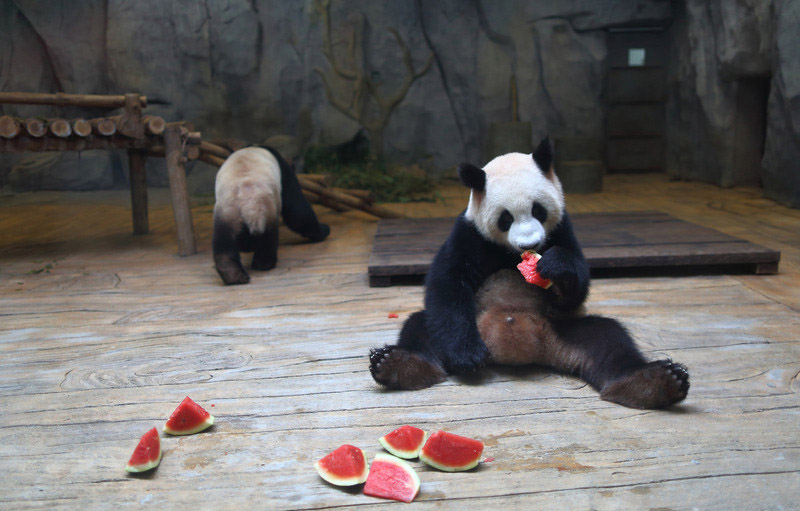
left=0, top=0, right=797, bottom=207
left=666, top=0, right=800, bottom=207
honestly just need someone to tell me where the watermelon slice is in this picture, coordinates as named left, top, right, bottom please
left=363, top=453, right=421, bottom=503
left=314, top=444, right=369, bottom=486
left=125, top=427, right=162, bottom=473
left=379, top=425, right=427, bottom=459
left=516, top=250, right=553, bottom=289
left=419, top=430, right=484, bottom=472
left=163, top=396, right=215, bottom=435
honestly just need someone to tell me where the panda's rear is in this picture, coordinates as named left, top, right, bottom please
left=214, top=147, right=281, bottom=235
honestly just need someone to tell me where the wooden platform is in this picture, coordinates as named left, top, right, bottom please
left=2, top=174, right=800, bottom=510
left=368, top=211, right=781, bottom=286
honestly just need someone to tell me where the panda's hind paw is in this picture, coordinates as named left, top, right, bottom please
left=600, top=360, right=689, bottom=409
left=369, top=345, right=446, bottom=390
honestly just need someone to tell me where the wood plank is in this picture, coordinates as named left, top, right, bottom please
left=368, top=212, right=781, bottom=284
left=1, top=173, right=799, bottom=510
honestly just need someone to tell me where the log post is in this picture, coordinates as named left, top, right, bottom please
left=25, top=118, right=47, bottom=137
left=48, top=118, right=72, bottom=138
left=164, top=125, right=197, bottom=256
left=0, top=91, right=147, bottom=109
left=142, top=115, right=165, bottom=136
left=0, top=115, right=21, bottom=139
left=116, top=93, right=144, bottom=138
left=127, top=150, right=149, bottom=235
left=89, top=118, right=116, bottom=136
left=72, top=119, right=92, bottom=137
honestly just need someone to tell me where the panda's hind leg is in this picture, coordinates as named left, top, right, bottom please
left=551, top=316, right=689, bottom=409
left=251, top=224, right=279, bottom=271
left=369, top=310, right=447, bottom=390
left=600, top=360, right=690, bottom=410
left=213, top=215, right=250, bottom=285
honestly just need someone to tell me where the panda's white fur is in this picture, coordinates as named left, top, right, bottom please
left=465, top=152, right=564, bottom=254
left=214, top=147, right=281, bottom=235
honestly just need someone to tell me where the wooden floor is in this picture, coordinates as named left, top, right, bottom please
left=1, top=174, right=799, bottom=509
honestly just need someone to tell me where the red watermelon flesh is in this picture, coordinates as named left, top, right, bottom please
left=379, top=425, right=427, bottom=459
left=419, top=430, right=484, bottom=472
left=315, top=444, right=369, bottom=486
left=125, top=427, right=162, bottom=473
left=363, top=453, right=420, bottom=503
left=163, top=396, right=215, bottom=435
left=516, top=250, right=553, bottom=289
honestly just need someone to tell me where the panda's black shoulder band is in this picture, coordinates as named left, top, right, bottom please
left=458, top=163, right=486, bottom=191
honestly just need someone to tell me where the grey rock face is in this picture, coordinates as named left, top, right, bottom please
left=0, top=0, right=797, bottom=208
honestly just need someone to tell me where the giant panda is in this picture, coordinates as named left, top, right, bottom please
left=369, top=137, right=690, bottom=409
left=213, top=146, right=330, bottom=285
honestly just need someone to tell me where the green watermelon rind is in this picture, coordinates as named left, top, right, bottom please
left=314, top=445, right=369, bottom=486
left=419, top=431, right=484, bottom=472
left=163, top=414, right=215, bottom=436
left=364, top=453, right=421, bottom=503
left=378, top=427, right=428, bottom=459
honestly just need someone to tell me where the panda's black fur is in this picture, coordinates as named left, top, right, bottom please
left=212, top=146, right=329, bottom=285
left=369, top=137, right=689, bottom=409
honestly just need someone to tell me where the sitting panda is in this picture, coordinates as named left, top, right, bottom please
left=213, top=146, right=330, bottom=285
left=369, top=137, right=689, bottom=409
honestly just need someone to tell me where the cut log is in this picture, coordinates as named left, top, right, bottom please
left=301, top=174, right=334, bottom=187
left=72, top=119, right=92, bottom=137
left=0, top=91, right=147, bottom=109
left=0, top=134, right=154, bottom=153
left=25, top=118, right=49, bottom=138
left=49, top=119, right=72, bottom=138
left=89, top=118, right=117, bottom=136
left=200, top=141, right=232, bottom=159
left=303, top=190, right=349, bottom=212
left=143, top=115, right=165, bottom=136
left=0, top=115, right=21, bottom=139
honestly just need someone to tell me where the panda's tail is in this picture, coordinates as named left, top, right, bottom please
left=236, top=185, right=275, bottom=235
left=369, top=310, right=447, bottom=390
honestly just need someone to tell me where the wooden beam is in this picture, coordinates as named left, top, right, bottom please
left=72, top=119, right=92, bottom=137
left=89, top=118, right=116, bottom=136
left=0, top=91, right=147, bottom=109
left=24, top=118, right=47, bottom=137
left=164, top=126, right=197, bottom=256
left=127, top=150, right=149, bottom=235
left=0, top=134, right=156, bottom=152
left=48, top=118, right=72, bottom=138
left=0, top=115, right=21, bottom=139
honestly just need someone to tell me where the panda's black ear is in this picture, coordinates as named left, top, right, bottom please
left=458, top=163, right=486, bottom=191
left=533, top=136, right=554, bottom=174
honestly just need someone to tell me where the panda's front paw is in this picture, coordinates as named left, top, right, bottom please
left=439, top=341, right=488, bottom=375
left=537, top=247, right=589, bottom=309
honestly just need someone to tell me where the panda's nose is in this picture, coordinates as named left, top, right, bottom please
left=518, top=242, right=541, bottom=251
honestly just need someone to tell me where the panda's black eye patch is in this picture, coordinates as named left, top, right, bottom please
left=531, top=202, right=548, bottom=224
left=497, top=210, right=513, bottom=232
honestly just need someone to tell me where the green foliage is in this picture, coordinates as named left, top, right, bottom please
left=303, top=145, right=438, bottom=203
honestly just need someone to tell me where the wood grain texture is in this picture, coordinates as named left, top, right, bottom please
left=368, top=212, right=780, bottom=284
left=1, top=174, right=799, bottom=510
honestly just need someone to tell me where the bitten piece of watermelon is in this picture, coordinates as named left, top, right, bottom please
left=516, top=250, right=553, bottom=289
left=379, top=425, right=427, bottom=459
left=420, top=430, right=484, bottom=472
left=315, top=444, right=369, bottom=486
left=163, top=396, right=215, bottom=435
left=363, top=453, right=421, bottom=503
left=125, top=427, right=162, bottom=473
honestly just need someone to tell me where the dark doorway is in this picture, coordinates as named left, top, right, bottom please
left=728, top=76, right=770, bottom=187
left=606, top=27, right=668, bottom=173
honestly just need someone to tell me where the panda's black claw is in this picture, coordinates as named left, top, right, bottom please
left=369, top=345, right=447, bottom=390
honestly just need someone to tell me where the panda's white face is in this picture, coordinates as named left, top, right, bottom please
left=465, top=152, right=564, bottom=254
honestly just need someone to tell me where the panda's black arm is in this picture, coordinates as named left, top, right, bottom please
left=421, top=216, right=507, bottom=373
left=537, top=211, right=590, bottom=311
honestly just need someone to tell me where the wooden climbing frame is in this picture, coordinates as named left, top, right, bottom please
left=0, top=92, right=199, bottom=256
